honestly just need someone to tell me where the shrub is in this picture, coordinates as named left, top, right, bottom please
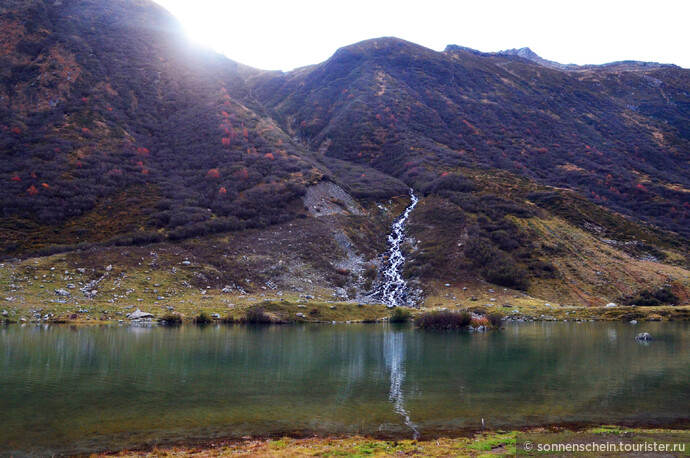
left=627, top=287, right=678, bottom=307
left=389, top=307, right=412, bottom=323
left=244, top=307, right=272, bottom=324
left=486, top=313, right=504, bottom=328
left=415, top=311, right=471, bottom=330
left=193, top=312, right=211, bottom=324
left=158, top=313, right=182, bottom=324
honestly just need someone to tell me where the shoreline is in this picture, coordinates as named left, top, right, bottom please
left=95, top=424, right=690, bottom=456
left=2, top=303, right=689, bottom=326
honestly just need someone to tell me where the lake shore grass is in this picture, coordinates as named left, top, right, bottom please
left=1, top=300, right=688, bottom=325
left=98, top=426, right=689, bottom=457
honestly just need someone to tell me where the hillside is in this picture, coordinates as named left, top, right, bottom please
left=1, top=0, right=328, bottom=254
left=1, top=2, right=689, bottom=319
left=253, top=37, right=690, bottom=239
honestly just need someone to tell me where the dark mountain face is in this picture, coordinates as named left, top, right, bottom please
left=253, top=38, right=690, bottom=238
left=1, top=0, right=323, bottom=254
left=1, top=1, right=689, bottom=274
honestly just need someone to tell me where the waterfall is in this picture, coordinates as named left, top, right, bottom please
left=378, top=189, right=418, bottom=308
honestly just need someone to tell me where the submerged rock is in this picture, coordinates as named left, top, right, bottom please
left=635, top=332, right=653, bottom=341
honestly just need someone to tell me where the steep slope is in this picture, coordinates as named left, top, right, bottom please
left=253, top=37, right=690, bottom=239
left=1, top=0, right=324, bottom=255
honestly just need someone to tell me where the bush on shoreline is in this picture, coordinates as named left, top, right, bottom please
left=243, top=307, right=273, bottom=324
left=193, top=312, right=211, bottom=324
left=159, top=313, right=182, bottom=325
left=389, top=307, right=412, bottom=323
left=415, top=310, right=472, bottom=330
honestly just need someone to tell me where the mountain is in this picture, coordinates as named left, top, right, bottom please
left=0, top=0, right=328, bottom=253
left=1, top=2, right=689, bottom=313
left=253, top=37, right=690, bottom=238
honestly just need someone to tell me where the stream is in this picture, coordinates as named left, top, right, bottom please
left=378, top=189, right=418, bottom=308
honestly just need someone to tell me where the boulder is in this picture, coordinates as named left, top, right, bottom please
left=105, top=264, right=113, bottom=272
left=1, top=310, right=8, bottom=316
left=630, top=320, right=638, bottom=325
left=211, top=313, right=221, bottom=319
left=635, top=332, right=653, bottom=341
left=54, top=289, right=70, bottom=297
left=127, top=309, right=154, bottom=319
left=296, top=313, right=306, bottom=318
left=605, top=303, right=617, bottom=308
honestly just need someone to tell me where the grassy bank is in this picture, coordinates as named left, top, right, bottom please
left=1, top=245, right=688, bottom=325
left=99, top=426, right=689, bottom=457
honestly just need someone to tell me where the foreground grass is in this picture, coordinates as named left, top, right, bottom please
left=99, top=426, right=689, bottom=457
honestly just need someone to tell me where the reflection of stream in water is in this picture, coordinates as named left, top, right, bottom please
left=383, top=329, right=419, bottom=438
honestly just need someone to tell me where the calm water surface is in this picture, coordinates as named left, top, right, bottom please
left=0, top=322, right=688, bottom=455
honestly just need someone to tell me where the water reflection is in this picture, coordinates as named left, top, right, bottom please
left=383, top=327, right=419, bottom=438
left=0, top=322, right=688, bottom=455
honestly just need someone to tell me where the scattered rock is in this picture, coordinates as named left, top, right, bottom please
left=635, top=332, right=653, bottom=341
left=1, top=310, right=7, bottom=316
left=105, top=264, right=113, bottom=272
left=221, top=285, right=233, bottom=293
left=66, top=283, right=76, bottom=289
left=182, top=261, right=191, bottom=266
left=444, top=283, right=451, bottom=287
left=126, top=309, right=154, bottom=319
left=211, top=313, right=221, bottom=319
left=54, top=289, right=70, bottom=297
left=296, top=313, right=306, bottom=318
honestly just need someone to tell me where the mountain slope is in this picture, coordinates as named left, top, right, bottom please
left=1, top=0, right=324, bottom=255
left=0, top=5, right=689, bottom=312
left=252, top=37, right=690, bottom=239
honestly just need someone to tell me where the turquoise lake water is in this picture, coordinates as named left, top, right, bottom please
left=0, top=322, right=688, bottom=455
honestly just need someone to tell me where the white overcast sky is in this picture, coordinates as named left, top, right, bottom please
left=153, top=0, right=689, bottom=71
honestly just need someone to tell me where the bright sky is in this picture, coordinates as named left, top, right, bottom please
left=153, top=0, right=690, bottom=71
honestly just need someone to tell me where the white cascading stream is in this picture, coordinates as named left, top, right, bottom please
left=379, top=189, right=418, bottom=308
